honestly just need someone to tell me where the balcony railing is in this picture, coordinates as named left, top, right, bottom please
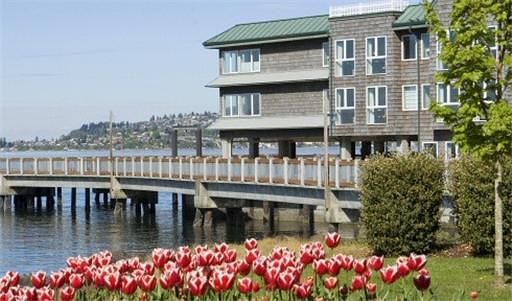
left=329, top=0, right=409, bottom=18
left=0, top=156, right=360, bottom=189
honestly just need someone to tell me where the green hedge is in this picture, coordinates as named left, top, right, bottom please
left=361, top=153, right=445, bottom=255
left=451, top=156, right=512, bottom=256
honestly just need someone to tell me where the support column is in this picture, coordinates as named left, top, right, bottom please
left=339, top=138, right=353, bottom=160
left=262, top=201, right=275, bottom=234
left=170, top=129, right=178, bottom=157
left=172, top=193, right=178, bottom=210
left=134, top=200, right=142, bottom=218
left=301, top=205, right=315, bottom=236
left=4, top=196, right=12, bottom=213
left=193, top=208, right=214, bottom=227
left=195, top=128, right=202, bottom=157
left=278, top=140, right=296, bottom=158
left=374, top=141, right=385, bottom=154
left=27, top=196, right=35, bottom=210
left=221, top=139, right=232, bottom=159
left=47, top=194, right=55, bottom=211
left=0, top=196, right=4, bottom=212
left=361, top=141, right=372, bottom=159
left=103, top=192, right=108, bottom=208
left=182, top=194, right=196, bottom=220
left=398, top=138, right=410, bottom=154
left=56, top=187, right=63, bottom=210
left=36, top=196, right=42, bottom=211
left=114, top=199, right=125, bottom=215
left=85, top=188, right=91, bottom=211
left=71, top=188, right=77, bottom=211
left=94, top=190, right=100, bottom=207
left=248, top=138, right=260, bottom=159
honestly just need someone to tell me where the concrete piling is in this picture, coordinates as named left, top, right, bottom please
left=103, top=192, right=108, bottom=208
left=85, top=188, right=91, bottom=211
left=56, top=187, right=63, bottom=210
left=0, top=196, right=4, bottom=212
left=71, top=188, right=77, bottom=211
left=36, top=196, right=43, bottom=211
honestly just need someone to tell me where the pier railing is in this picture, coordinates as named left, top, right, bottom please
left=0, top=156, right=359, bottom=189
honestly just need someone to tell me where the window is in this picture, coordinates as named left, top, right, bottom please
left=422, top=84, right=432, bottom=110
left=402, top=34, right=417, bottom=60
left=445, top=142, right=459, bottom=160
left=484, top=79, right=497, bottom=102
left=222, top=94, right=261, bottom=117
left=421, top=33, right=431, bottom=59
left=367, top=86, right=387, bottom=124
left=322, top=41, right=330, bottom=67
left=335, top=88, right=355, bottom=124
left=335, top=39, right=355, bottom=76
left=437, top=83, right=460, bottom=108
left=488, top=26, right=498, bottom=59
left=437, top=30, right=455, bottom=70
left=422, top=142, right=438, bottom=157
left=366, top=36, right=386, bottom=74
left=402, top=85, right=418, bottom=111
left=222, top=49, right=260, bottom=74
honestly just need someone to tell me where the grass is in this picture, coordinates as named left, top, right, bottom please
left=228, top=235, right=512, bottom=301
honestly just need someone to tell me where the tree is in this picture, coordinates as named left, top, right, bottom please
left=426, top=0, right=512, bottom=286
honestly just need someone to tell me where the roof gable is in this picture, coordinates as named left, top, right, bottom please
left=393, top=4, right=427, bottom=29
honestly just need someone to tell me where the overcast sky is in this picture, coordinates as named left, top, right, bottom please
left=0, top=0, right=418, bottom=140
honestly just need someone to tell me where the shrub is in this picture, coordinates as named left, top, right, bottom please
left=361, top=153, right=445, bottom=255
left=451, top=155, right=512, bottom=256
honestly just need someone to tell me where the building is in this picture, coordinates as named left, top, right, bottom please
left=203, top=0, right=504, bottom=160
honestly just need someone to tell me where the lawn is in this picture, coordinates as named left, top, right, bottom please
left=232, top=235, right=512, bottom=301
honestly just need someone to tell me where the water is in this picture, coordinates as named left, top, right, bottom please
left=0, top=147, right=355, bottom=274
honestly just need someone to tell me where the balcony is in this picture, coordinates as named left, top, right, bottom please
left=329, top=0, right=409, bottom=18
left=206, top=69, right=328, bottom=88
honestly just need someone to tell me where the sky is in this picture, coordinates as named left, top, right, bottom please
left=0, top=0, right=417, bottom=141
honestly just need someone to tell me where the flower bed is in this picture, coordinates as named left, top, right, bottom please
left=0, top=232, right=432, bottom=301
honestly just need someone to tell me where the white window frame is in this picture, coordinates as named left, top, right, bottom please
left=437, top=30, right=453, bottom=71
left=366, top=36, right=387, bottom=75
left=421, top=32, right=431, bottom=59
left=222, top=49, right=260, bottom=74
left=421, top=84, right=432, bottom=110
left=222, top=93, right=261, bottom=117
left=366, top=86, right=387, bottom=124
left=422, top=141, right=439, bottom=157
left=335, top=87, right=356, bottom=124
left=335, top=39, right=356, bottom=77
left=402, top=84, right=419, bottom=111
left=401, top=34, right=417, bottom=61
left=322, top=41, right=330, bottom=67
left=445, top=141, right=459, bottom=161
left=437, top=83, right=460, bottom=107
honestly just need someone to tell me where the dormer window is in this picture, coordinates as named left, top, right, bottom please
left=222, top=49, right=260, bottom=74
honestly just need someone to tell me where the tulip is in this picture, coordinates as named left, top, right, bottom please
left=69, top=274, right=85, bottom=289
left=380, top=265, right=399, bottom=284
left=408, top=253, right=427, bottom=271
left=351, top=275, right=366, bottom=291
left=245, top=248, right=261, bottom=264
left=237, top=277, right=255, bottom=294
left=138, top=275, right=157, bottom=292
left=50, top=272, right=66, bottom=289
left=339, top=284, right=349, bottom=297
left=353, top=259, right=367, bottom=274
left=31, top=271, right=47, bottom=289
left=223, top=249, right=237, bottom=263
left=121, top=275, right=138, bottom=295
left=214, top=242, right=230, bottom=254
left=152, top=249, right=168, bottom=269
left=6, top=272, right=19, bottom=287
left=413, top=273, right=431, bottom=291
left=325, top=232, right=341, bottom=249
left=328, top=257, right=343, bottom=276
left=367, top=282, right=377, bottom=294
left=188, top=275, right=208, bottom=297
left=368, top=255, right=384, bottom=271
left=263, top=267, right=280, bottom=290
left=324, top=277, right=338, bottom=290
left=253, top=257, right=267, bottom=276
left=244, top=238, right=258, bottom=250
left=175, top=251, right=191, bottom=269
left=237, top=259, right=251, bottom=276
left=397, top=261, right=411, bottom=277
left=313, top=259, right=329, bottom=275
left=470, top=291, right=480, bottom=299
left=103, top=272, right=121, bottom=291
left=141, top=262, right=155, bottom=275
left=25, top=287, right=38, bottom=301
left=159, top=268, right=183, bottom=289
left=341, top=255, right=354, bottom=271
left=197, top=250, right=215, bottom=266
left=38, top=287, right=55, bottom=301
left=295, top=282, right=313, bottom=299
left=277, top=271, right=295, bottom=290
left=60, top=287, right=75, bottom=301
left=211, top=270, right=236, bottom=293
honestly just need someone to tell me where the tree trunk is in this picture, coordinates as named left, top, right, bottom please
left=495, top=160, right=504, bottom=287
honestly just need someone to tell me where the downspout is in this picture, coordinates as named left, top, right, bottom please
left=409, top=25, right=422, bottom=151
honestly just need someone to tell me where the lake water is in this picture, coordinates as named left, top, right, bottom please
left=0, top=147, right=355, bottom=274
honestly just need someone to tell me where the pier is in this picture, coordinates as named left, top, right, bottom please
left=0, top=155, right=361, bottom=232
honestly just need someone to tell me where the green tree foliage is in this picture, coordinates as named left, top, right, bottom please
left=361, top=153, right=445, bottom=255
left=452, top=155, right=512, bottom=256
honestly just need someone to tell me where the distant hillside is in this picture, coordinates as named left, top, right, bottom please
left=1, top=111, right=220, bottom=151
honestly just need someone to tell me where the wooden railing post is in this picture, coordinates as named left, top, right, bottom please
left=227, top=157, right=232, bottom=182
left=96, top=157, right=100, bottom=176
left=354, top=159, right=359, bottom=188
left=115, top=157, right=119, bottom=176
left=179, top=157, right=183, bottom=179
left=149, top=157, right=153, bottom=177
left=79, top=158, right=84, bottom=175
left=317, top=158, right=322, bottom=187
left=50, top=158, right=54, bottom=176
left=20, top=158, right=24, bottom=175
left=283, top=158, right=288, bottom=185
left=269, top=157, right=273, bottom=184
left=131, top=157, right=136, bottom=177
left=241, top=158, right=245, bottom=182
left=159, top=157, right=163, bottom=178
left=34, top=158, right=39, bottom=175
left=140, top=157, right=144, bottom=177
left=203, top=158, right=207, bottom=181
left=5, top=158, right=10, bottom=175
left=169, top=158, right=173, bottom=178
left=123, top=158, right=127, bottom=177
left=335, top=158, right=340, bottom=189
left=215, top=158, right=220, bottom=181
left=299, top=158, right=305, bottom=186
left=189, top=158, right=194, bottom=180
left=254, top=158, right=259, bottom=183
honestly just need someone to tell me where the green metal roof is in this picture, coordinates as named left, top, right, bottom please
left=203, top=15, right=329, bottom=48
left=393, top=4, right=427, bottom=29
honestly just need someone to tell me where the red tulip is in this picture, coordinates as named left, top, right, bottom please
left=237, top=259, right=251, bottom=276
left=380, top=265, right=399, bottom=284
left=103, top=272, right=121, bottom=291
left=31, top=271, right=47, bottom=289
left=244, top=238, right=258, bottom=250
left=368, top=256, right=384, bottom=271
left=277, top=271, right=295, bottom=290
left=245, top=248, right=261, bottom=264
left=214, top=243, right=230, bottom=254
left=210, top=270, right=236, bottom=293
left=69, top=274, right=85, bottom=289
left=152, top=250, right=168, bottom=269
left=397, top=261, right=411, bottom=277
left=121, top=276, right=138, bottom=295
left=299, top=247, right=314, bottom=265
left=313, top=259, right=329, bottom=275
left=223, top=249, right=237, bottom=263
left=197, top=250, right=215, bottom=266
left=237, top=277, right=257, bottom=294
left=50, top=272, right=66, bottom=289
left=25, top=287, right=38, bottom=301
left=175, top=251, right=191, bottom=269
left=6, top=272, right=19, bottom=287
left=353, top=259, right=367, bottom=274
left=324, top=277, right=338, bottom=290
left=408, top=254, right=427, bottom=271
left=295, top=282, right=313, bottom=299
left=413, top=272, right=431, bottom=291
left=253, top=257, right=267, bottom=276
left=339, top=284, right=349, bottom=297
left=141, top=262, right=155, bottom=275
left=325, top=232, right=341, bottom=249
left=341, top=255, right=354, bottom=271
left=37, top=287, right=55, bottom=301
left=367, top=282, right=377, bottom=294
left=328, top=257, right=343, bottom=276
left=138, top=275, right=157, bottom=292
left=60, top=287, right=75, bottom=301
left=351, top=275, right=366, bottom=291
left=188, top=275, right=208, bottom=297
left=159, top=268, right=183, bottom=289
left=263, top=267, right=280, bottom=290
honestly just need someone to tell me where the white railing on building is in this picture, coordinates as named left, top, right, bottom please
left=0, top=156, right=360, bottom=189
left=329, top=0, right=409, bottom=18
